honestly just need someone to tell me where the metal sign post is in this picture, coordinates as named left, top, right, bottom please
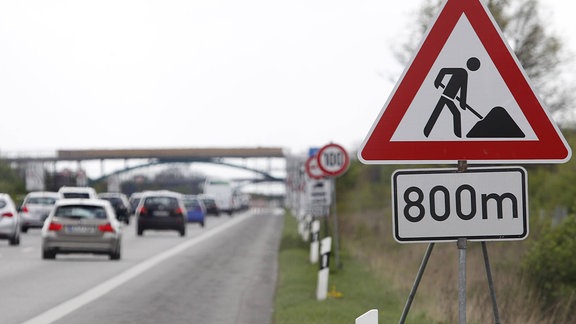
left=316, top=143, right=349, bottom=270
left=398, top=239, right=501, bottom=324
left=330, top=177, right=342, bottom=269
left=398, top=161, right=502, bottom=324
left=457, top=238, right=467, bottom=324
left=457, top=161, right=468, bottom=324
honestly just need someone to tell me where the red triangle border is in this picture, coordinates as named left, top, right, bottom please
left=359, top=0, right=571, bottom=164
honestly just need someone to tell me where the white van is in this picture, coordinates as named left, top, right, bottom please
left=203, top=179, right=237, bottom=215
left=58, top=186, right=98, bottom=199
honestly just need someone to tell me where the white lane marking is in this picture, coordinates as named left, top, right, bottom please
left=22, top=213, right=253, bottom=324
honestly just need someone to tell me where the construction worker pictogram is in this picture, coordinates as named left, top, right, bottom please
left=423, top=57, right=524, bottom=139
left=424, top=57, right=480, bottom=137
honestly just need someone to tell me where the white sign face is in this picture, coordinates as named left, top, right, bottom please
left=307, top=179, right=331, bottom=217
left=392, top=167, right=528, bottom=243
left=391, top=15, right=536, bottom=142
left=25, top=162, right=45, bottom=191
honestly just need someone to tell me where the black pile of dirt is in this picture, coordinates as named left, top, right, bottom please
left=466, top=106, right=525, bottom=138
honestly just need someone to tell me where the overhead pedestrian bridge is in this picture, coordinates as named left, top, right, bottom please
left=3, top=147, right=287, bottom=185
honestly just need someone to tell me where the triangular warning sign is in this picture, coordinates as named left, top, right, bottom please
left=359, top=0, right=571, bottom=164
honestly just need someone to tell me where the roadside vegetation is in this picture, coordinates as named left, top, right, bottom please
left=335, top=129, right=576, bottom=323
left=274, top=214, right=422, bottom=324
left=0, top=161, right=25, bottom=199
left=276, top=130, right=576, bottom=323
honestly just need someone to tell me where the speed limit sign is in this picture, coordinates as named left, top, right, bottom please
left=317, top=143, right=350, bottom=177
left=305, top=155, right=325, bottom=179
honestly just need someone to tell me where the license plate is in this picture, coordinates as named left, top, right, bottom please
left=153, top=210, right=169, bottom=217
left=31, top=212, right=46, bottom=220
left=65, top=225, right=96, bottom=234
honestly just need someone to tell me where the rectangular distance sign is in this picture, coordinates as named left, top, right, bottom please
left=392, top=167, right=528, bottom=243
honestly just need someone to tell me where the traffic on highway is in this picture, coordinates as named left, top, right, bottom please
left=0, top=187, right=283, bottom=324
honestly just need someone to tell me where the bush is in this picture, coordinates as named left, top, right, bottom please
left=523, top=215, right=576, bottom=307
left=0, top=161, right=25, bottom=198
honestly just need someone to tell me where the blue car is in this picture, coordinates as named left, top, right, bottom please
left=183, top=196, right=206, bottom=227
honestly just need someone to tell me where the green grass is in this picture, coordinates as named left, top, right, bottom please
left=274, top=214, right=431, bottom=324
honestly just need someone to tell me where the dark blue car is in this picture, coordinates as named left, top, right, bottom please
left=183, top=196, right=206, bottom=227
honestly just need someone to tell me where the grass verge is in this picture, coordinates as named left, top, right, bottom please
left=273, top=213, right=431, bottom=324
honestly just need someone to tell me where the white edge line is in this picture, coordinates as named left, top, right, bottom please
left=22, top=214, right=252, bottom=324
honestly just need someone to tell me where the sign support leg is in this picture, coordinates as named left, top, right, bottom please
left=457, top=238, right=467, bottom=324
left=331, top=178, right=342, bottom=269
left=482, top=242, right=501, bottom=324
left=399, top=242, right=435, bottom=324
left=456, top=161, right=468, bottom=323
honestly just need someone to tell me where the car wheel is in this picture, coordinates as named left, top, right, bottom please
left=110, top=245, right=121, bottom=260
left=201, top=221, right=205, bottom=228
left=42, top=249, right=56, bottom=260
left=137, top=227, right=143, bottom=236
left=179, top=227, right=186, bottom=237
left=124, top=218, right=130, bottom=225
left=9, top=231, right=20, bottom=246
left=21, top=226, right=28, bottom=233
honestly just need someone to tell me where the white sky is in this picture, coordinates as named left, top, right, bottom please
left=0, top=0, right=575, bottom=159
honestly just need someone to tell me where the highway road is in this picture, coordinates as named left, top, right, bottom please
left=0, top=208, right=284, bottom=324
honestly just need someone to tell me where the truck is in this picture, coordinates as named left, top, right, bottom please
left=203, top=179, right=237, bottom=215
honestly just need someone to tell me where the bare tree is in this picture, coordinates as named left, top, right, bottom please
left=396, top=0, right=574, bottom=120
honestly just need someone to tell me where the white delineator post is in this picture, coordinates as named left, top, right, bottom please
left=356, top=309, right=378, bottom=324
left=298, top=214, right=311, bottom=242
left=310, top=220, right=320, bottom=263
left=316, top=236, right=332, bottom=300
left=297, top=213, right=305, bottom=238
left=302, top=214, right=312, bottom=242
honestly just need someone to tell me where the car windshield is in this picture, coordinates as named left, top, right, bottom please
left=54, top=205, right=107, bottom=219
left=102, top=197, right=122, bottom=207
left=184, top=199, right=199, bottom=209
left=62, top=193, right=91, bottom=199
left=27, top=197, right=57, bottom=205
left=130, top=198, right=141, bottom=208
left=144, top=196, right=178, bottom=209
left=0, top=200, right=6, bottom=208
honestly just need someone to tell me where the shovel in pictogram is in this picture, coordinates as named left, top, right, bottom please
left=444, top=85, right=525, bottom=138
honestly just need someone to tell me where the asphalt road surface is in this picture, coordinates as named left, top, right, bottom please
left=0, top=208, right=284, bottom=324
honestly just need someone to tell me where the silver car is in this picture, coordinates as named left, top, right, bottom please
left=41, top=199, right=122, bottom=260
left=0, top=193, right=20, bottom=246
left=19, top=191, right=60, bottom=233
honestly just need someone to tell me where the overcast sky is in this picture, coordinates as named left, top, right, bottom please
left=1, top=0, right=575, bottom=159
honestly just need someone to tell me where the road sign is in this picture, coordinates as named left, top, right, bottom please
left=25, top=162, right=45, bottom=191
left=307, top=179, right=331, bottom=217
left=392, top=167, right=528, bottom=243
left=358, top=0, right=571, bottom=164
left=317, top=143, right=350, bottom=177
left=305, top=155, right=325, bottom=179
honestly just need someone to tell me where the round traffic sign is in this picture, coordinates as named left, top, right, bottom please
left=316, top=143, right=350, bottom=176
left=305, top=155, right=325, bottom=179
